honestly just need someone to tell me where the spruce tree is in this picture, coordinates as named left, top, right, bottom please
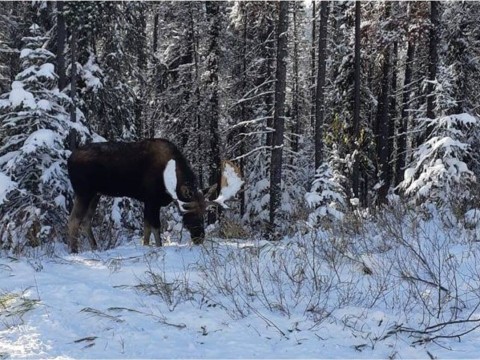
left=0, top=24, right=89, bottom=251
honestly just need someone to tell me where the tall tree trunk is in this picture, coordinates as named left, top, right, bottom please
left=239, top=3, right=248, bottom=217
left=291, top=1, right=300, bottom=157
left=69, top=25, right=78, bottom=150
left=150, top=10, right=160, bottom=138
left=314, top=1, right=330, bottom=170
left=395, top=21, right=415, bottom=186
left=416, top=1, right=439, bottom=147
left=352, top=1, right=361, bottom=200
left=426, top=1, right=439, bottom=121
left=375, top=2, right=392, bottom=204
left=186, top=4, right=202, bottom=186
left=265, top=10, right=276, bottom=149
left=269, top=1, right=289, bottom=234
left=310, top=1, right=316, bottom=130
left=56, top=1, right=67, bottom=91
left=153, top=12, right=159, bottom=55
left=206, top=1, right=221, bottom=224
left=388, top=39, right=398, bottom=188
left=135, top=6, right=147, bottom=138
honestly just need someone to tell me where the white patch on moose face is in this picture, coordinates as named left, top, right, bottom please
left=214, top=163, right=244, bottom=208
left=164, top=159, right=187, bottom=211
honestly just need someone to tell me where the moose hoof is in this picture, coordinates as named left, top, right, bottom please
left=191, top=238, right=204, bottom=245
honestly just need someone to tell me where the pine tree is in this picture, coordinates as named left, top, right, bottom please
left=400, top=113, right=478, bottom=205
left=0, top=24, right=89, bottom=251
left=306, top=146, right=347, bottom=225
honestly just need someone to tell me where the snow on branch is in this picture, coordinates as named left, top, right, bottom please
left=400, top=113, right=478, bottom=203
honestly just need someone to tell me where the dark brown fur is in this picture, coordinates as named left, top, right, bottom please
left=67, top=139, right=205, bottom=253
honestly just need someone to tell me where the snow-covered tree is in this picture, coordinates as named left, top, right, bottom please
left=305, top=147, right=348, bottom=226
left=64, top=2, right=143, bottom=141
left=400, top=113, right=477, bottom=205
left=0, top=24, right=89, bottom=251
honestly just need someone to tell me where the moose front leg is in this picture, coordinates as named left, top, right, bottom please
left=143, top=203, right=162, bottom=247
left=143, top=221, right=152, bottom=246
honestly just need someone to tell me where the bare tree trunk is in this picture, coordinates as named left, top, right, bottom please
left=135, top=6, right=147, bottom=138
left=150, top=10, right=160, bottom=138
left=387, top=39, right=398, bottom=189
left=239, top=3, right=248, bottom=216
left=416, top=1, right=439, bottom=147
left=426, top=1, right=439, bottom=121
left=395, top=17, right=415, bottom=186
left=291, top=2, right=300, bottom=157
left=69, top=25, right=78, bottom=150
left=206, top=1, right=221, bottom=225
left=265, top=9, right=276, bottom=149
left=375, top=2, right=392, bottom=204
left=352, top=1, right=361, bottom=200
left=56, top=1, right=67, bottom=91
left=153, top=12, right=159, bottom=55
left=269, top=1, right=289, bottom=235
left=310, top=1, right=316, bottom=130
left=314, top=1, right=329, bottom=170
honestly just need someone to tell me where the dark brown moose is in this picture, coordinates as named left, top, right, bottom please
left=67, top=139, right=242, bottom=253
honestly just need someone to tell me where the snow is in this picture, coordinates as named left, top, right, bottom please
left=81, top=54, right=103, bottom=92
left=22, top=129, right=60, bottom=154
left=36, top=99, right=51, bottom=111
left=1, top=231, right=480, bottom=359
left=17, top=63, right=56, bottom=83
left=465, top=208, right=480, bottom=225
left=305, top=192, right=321, bottom=207
left=0, top=171, right=17, bottom=205
left=19, top=48, right=33, bottom=59
left=350, top=198, right=360, bottom=206
left=8, top=81, right=35, bottom=109
left=40, top=161, right=63, bottom=185
left=36, top=63, right=55, bottom=79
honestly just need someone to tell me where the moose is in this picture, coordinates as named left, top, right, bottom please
left=67, top=138, right=242, bottom=253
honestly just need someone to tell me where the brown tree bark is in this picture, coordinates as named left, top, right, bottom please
left=352, top=1, right=361, bottom=200
left=314, top=1, right=330, bottom=170
left=269, top=1, right=289, bottom=234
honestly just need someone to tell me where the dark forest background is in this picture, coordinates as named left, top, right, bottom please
left=1, top=1, right=479, bottom=252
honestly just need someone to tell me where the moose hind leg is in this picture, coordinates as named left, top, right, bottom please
left=144, top=203, right=161, bottom=247
left=82, top=194, right=100, bottom=250
left=143, top=221, right=152, bottom=246
left=68, top=195, right=91, bottom=253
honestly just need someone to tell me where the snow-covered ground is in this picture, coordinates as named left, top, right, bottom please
left=1, top=232, right=480, bottom=359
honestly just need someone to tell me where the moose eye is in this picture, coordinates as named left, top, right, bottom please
left=181, top=186, right=193, bottom=199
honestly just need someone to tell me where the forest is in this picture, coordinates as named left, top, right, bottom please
left=1, top=1, right=480, bottom=358
left=0, top=1, right=479, bottom=248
